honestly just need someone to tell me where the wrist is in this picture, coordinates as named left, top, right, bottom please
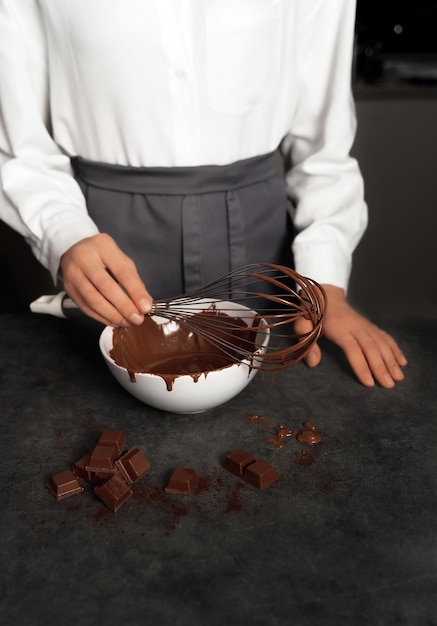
left=320, top=284, right=346, bottom=301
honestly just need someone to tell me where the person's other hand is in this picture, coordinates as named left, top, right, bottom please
left=60, top=233, right=153, bottom=327
left=294, top=285, right=407, bottom=388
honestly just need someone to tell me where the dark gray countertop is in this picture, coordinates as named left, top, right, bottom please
left=1, top=313, right=436, bottom=626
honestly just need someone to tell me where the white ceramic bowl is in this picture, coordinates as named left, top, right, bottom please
left=99, top=300, right=269, bottom=414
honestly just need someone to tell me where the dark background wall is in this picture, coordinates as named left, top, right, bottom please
left=0, top=224, right=55, bottom=312
left=356, top=0, right=437, bottom=56
left=350, top=0, right=437, bottom=319
left=1, top=2, right=436, bottom=319
left=349, top=96, right=437, bottom=319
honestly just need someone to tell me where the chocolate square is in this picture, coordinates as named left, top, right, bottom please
left=243, top=459, right=280, bottom=490
left=94, top=474, right=133, bottom=511
left=46, top=470, right=84, bottom=500
left=115, top=448, right=151, bottom=484
left=222, top=448, right=256, bottom=477
left=86, top=444, right=118, bottom=473
left=92, top=469, right=121, bottom=485
left=164, top=467, right=198, bottom=495
left=98, top=429, right=127, bottom=455
left=72, top=455, right=94, bottom=483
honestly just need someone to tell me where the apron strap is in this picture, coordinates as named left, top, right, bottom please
left=226, top=190, right=246, bottom=271
left=182, top=191, right=246, bottom=291
left=182, top=196, right=202, bottom=292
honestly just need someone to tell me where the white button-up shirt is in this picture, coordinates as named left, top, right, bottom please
left=0, top=0, right=367, bottom=289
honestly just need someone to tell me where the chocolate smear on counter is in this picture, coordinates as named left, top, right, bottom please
left=247, top=414, right=297, bottom=449
left=246, top=414, right=322, bottom=448
left=265, top=425, right=296, bottom=449
left=296, top=429, right=322, bottom=445
left=293, top=450, right=316, bottom=467
left=110, top=310, right=256, bottom=390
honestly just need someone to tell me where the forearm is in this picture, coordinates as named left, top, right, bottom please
left=0, top=0, right=99, bottom=280
left=282, top=0, right=367, bottom=291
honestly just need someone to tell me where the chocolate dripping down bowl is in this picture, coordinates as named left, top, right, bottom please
left=98, top=264, right=326, bottom=414
left=99, top=299, right=270, bottom=414
left=30, top=264, right=325, bottom=413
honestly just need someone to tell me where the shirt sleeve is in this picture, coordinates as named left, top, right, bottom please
left=0, top=0, right=99, bottom=282
left=281, top=0, right=367, bottom=292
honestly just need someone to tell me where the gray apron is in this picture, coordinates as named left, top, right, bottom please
left=72, top=153, right=292, bottom=300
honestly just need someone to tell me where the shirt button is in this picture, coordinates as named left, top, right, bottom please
left=175, top=67, right=186, bottom=79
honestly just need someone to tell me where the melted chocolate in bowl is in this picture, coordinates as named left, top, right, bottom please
left=110, top=309, right=259, bottom=391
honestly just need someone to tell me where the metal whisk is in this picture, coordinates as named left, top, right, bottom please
left=150, top=263, right=326, bottom=371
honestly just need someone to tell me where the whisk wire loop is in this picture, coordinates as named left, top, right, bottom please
left=150, top=263, right=326, bottom=371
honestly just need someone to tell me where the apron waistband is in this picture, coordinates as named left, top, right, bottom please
left=71, top=152, right=278, bottom=195
left=71, top=152, right=282, bottom=294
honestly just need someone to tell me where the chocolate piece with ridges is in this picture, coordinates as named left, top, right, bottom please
left=98, top=429, right=127, bottom=455
left=86, top=444, right=118, bottom=472
left=164, top=467, right=198, bottom=495
left=115, top=448, right=151, bottom=484
left=46, top=470, right=84, bottom=500
left=222, top=448, right=256, bottom=477
left=243, top=459, right=280, bottom=490
left=94, top=474, right=133, bottom=511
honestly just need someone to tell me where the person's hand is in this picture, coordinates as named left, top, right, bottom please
left=60, top=233, right=153, bottom=327
left=294, top=284, right=407, bottom=388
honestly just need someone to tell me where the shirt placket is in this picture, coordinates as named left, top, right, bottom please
left=158, top=0, right=200, bottom=163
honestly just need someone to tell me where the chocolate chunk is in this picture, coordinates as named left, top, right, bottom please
left=222, top=448, right=256, bottom=477
left=98, top=429, right=127, bottom=455
left=86, top=444, right=118, bottom=473
left=115, top=448, right=151, bottom=484
left=72, top=455, right=94, bottom=483
left=222, top=449, right=280, bottom=489
left=94, top=474, right=133, bottom=511
left=92, top=469, right=121, bottom=485
left=46, top=470, right=84, bottom=500
left=303, top=421, right=316, bottom=432
left=164, top=467, right=199, bottom=495
left=243, top=459, right=280, bottom=490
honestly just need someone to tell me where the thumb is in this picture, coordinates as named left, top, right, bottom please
left=294, top=317, right=322, bottom=368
